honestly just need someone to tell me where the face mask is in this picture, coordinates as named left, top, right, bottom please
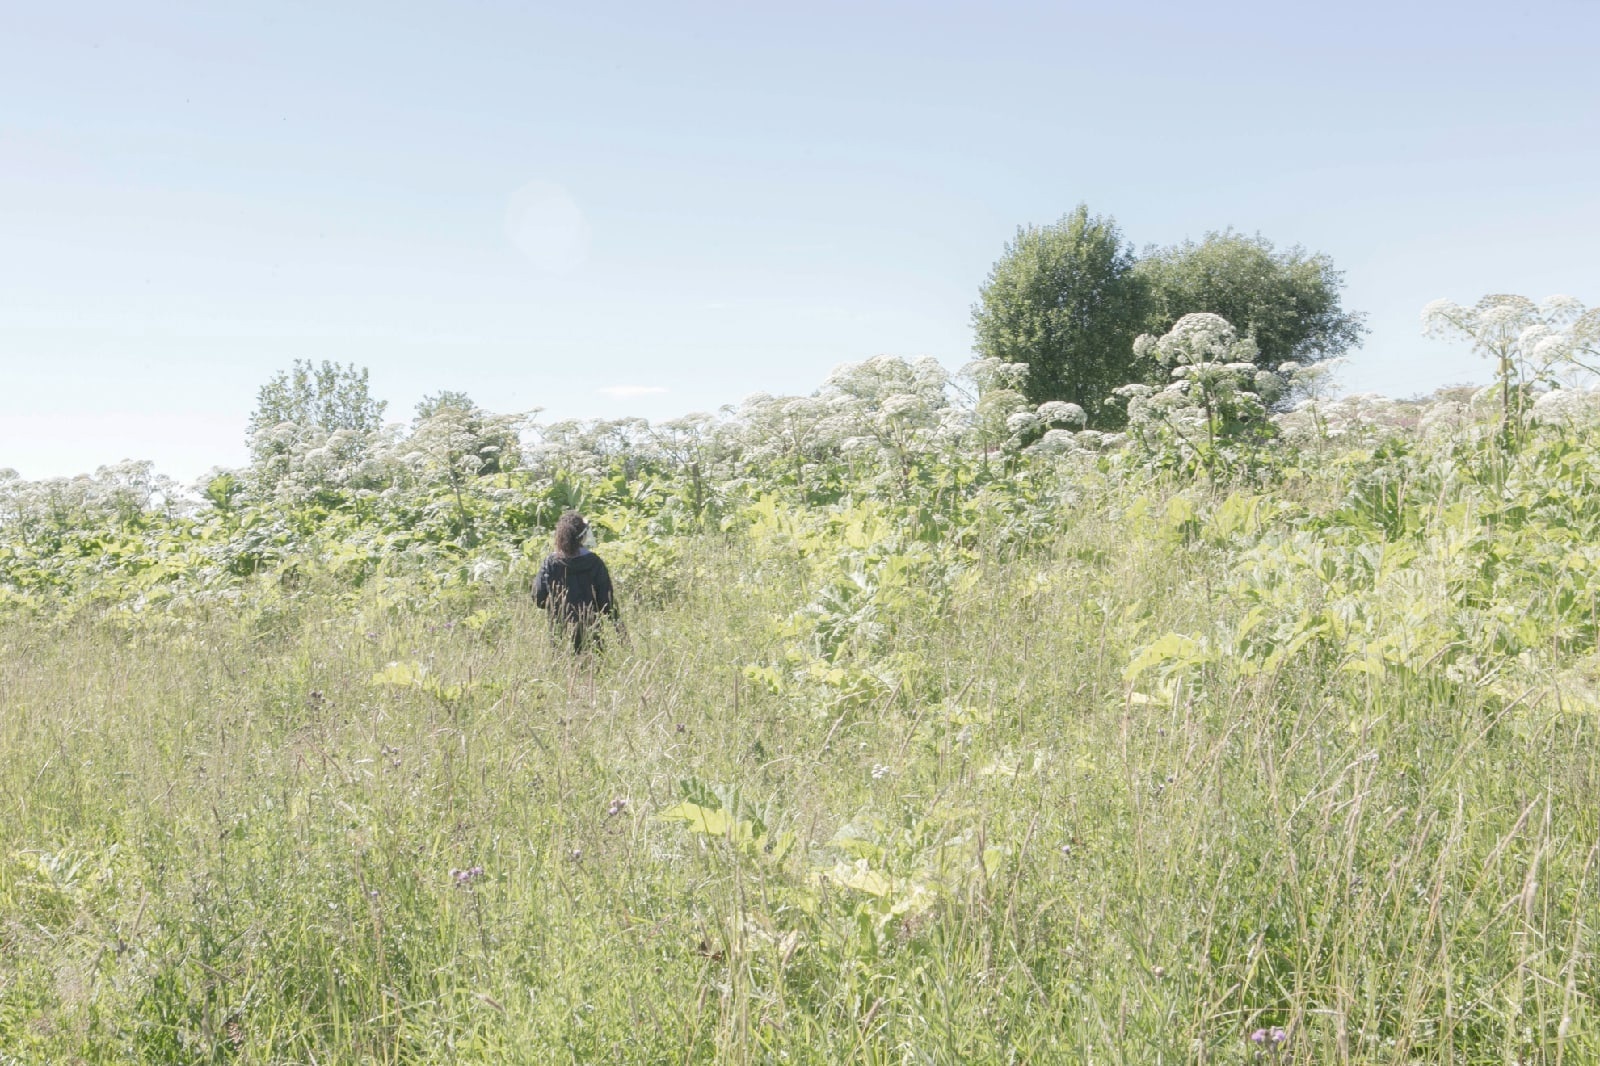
left=580, top=524, right=597, bottom=550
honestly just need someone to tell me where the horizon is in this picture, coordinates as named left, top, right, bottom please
left=5, top=0, right=1597, bottom=482
left=0, top=363, right=1511, bottom=490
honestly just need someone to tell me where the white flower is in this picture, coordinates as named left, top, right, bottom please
left=1036, top=401, right=1087, bottom=427
left=1531, top=386, right=1600, bottom=425
left=1541, top=294, right=1584, bottom=321
left=1006, top=411, right=1040, bottom=435
left=880, top=393, right=924, bottom=418
left=1478, top=304, right=1524, bottom=332
left=1024, top=429, right=1081, bottom=456
left=1421, top=298, right=1460, bottom=329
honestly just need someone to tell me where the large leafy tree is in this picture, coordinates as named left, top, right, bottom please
left=247, top=360, right=387, bottom=447
left=245, top=360, right=389, bottom=492
left=971, top=205, right=1148, bottom=425
left=1135, top=231, right=1367, bottom=376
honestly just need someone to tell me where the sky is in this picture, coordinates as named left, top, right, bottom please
left=3, top=0, right=1597, bottom=481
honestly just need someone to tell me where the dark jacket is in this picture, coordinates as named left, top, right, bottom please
left=534, top=551, right=616, bottom=646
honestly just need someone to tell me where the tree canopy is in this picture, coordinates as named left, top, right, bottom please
left=970, top=206, right=1147, bottom=425
left=1135, top=231, right=1367, bottom=372
left=973, top=213, right=1366, bottom=423
left=244, top=360, right=389, bottom=494
left=247, top=360, right=387, bottom=456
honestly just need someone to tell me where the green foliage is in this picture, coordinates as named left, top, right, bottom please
left=247, top=359, right=387, bottom=445
left=658, top=777, right=796, bottom=864
left=414, top=390, right=523, bottom=477
left=973, top=215, right=1366, bottom=426
left=1135, top=229, right=1368, bottom=377
left=245, top=360, right=391, bottom=499
left=971, top=204, right=1148, bottom=423
left=1116, top=312, right=1279, bottom=481
left=7, top=345, right=1600, bottom=1061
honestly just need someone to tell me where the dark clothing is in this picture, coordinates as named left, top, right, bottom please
left=534, top=550, right=616, bottom=650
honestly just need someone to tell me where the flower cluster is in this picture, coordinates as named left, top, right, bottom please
left=1116, top=314, right=1278, bottom=477
left=0, top=461, right=187, bottom=544
left=1531, top=385, right=1600, bottom=426
left=1424, top=294, right=1600, bottom=430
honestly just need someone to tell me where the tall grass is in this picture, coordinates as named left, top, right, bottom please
left=3, top=487, right=1597, bottom=1063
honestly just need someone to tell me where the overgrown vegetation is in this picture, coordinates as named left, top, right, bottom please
left=971, top=206, right=1370, bottom=423
left=4, top=301, right=1600, bottom=1062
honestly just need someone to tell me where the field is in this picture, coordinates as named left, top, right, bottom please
left=4, top=366, right=1600, bottom=1063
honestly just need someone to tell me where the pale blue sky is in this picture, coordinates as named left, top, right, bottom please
left=3, top=0, right=1596, bottom=480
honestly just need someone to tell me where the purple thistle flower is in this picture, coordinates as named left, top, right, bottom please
left=1249, top=1026, right=1289, bottom=1052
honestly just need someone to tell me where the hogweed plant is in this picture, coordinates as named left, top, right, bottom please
left=5, top=325, right=1600, bottom=1062
left=1423, top=293, right=1600, bottom=440
left=1117, top=312, right=1279, bottom=482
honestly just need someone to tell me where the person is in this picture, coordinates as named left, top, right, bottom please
left=533, top=511, right=619, bottom=651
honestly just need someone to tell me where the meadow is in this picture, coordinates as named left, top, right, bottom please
left=4, top=341, right=1600, bottom=1063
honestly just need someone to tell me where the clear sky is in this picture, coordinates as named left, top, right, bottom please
left=3, top=0, right=1597, bottom=481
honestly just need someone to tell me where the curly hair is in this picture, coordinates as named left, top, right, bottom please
left=553, top=512, right=588, bottom=557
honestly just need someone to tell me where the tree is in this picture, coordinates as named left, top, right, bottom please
left=245, top=360, right=390, bottom=496
left=971, top=205, right=1148, bottom=426
left=247, top=360, right=387, bottom=454
left=414, top=389, right=475, bottom=422
left=1134, top=231, right=1366, bottom=379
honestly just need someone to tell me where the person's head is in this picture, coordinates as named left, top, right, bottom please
left=554, top=512, right=589, bottom=557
